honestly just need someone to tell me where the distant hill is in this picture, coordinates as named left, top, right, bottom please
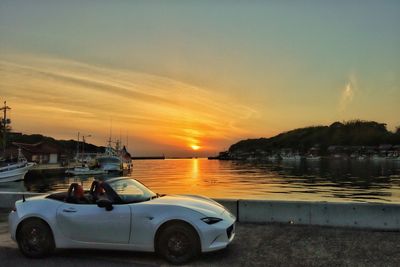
left=6, top=132, right=105, bottom=156
left=229, top=120, right=400, bottom=154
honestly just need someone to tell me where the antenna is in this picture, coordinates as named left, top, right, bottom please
left=0, top=101, right=11, bottom=157
left=119, top=128, right=122, bottom=146
left=126, top=130, right=129, bottom=150
left=108, top=118, right=113, bottom=146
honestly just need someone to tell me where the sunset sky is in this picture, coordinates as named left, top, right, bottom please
left=0, top=1, right=399, bottom=157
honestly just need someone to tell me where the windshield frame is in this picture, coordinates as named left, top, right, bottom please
left=105, top=178, right=157, bottom=204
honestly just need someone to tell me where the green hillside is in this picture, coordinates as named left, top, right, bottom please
left=229, top=120, right=400, bottom=154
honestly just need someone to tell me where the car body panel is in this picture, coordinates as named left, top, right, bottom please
left=56, top=203, right=131, bottom=244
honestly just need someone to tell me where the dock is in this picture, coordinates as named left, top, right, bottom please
left=31, top=164, right=68, bottom=170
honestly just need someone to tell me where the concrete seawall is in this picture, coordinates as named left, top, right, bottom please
left=1, top=193, right=399, bottom=231
left=0, top=192, right=45, bottom=209
left=215, top=198, right=400, bottom=230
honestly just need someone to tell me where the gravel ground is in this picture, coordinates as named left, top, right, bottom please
left=0, top=209, right=399, bottom=267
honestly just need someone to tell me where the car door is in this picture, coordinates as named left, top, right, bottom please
left=56, top=203, right=131, bottom=244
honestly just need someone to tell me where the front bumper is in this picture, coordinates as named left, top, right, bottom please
left=200, top=211, right=236, bottom=252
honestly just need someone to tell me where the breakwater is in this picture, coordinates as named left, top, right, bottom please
left=1, top=192, right=399, bottom=231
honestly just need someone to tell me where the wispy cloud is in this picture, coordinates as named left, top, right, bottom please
left=339, top=74, right=358, bottom=112
left=0, top=54, right=257, bottom=155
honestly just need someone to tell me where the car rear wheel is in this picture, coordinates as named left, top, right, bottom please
left=17, top=218, right=55, bottom=258
left=157, top=222, right=200, bottom=265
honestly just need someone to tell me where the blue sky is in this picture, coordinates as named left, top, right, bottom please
left=0, top=0, right=399, bottom=156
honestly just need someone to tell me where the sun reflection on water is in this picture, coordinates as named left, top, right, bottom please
left=13, top=158, right=400, bottom=203
left=191, top=158, right=199, bottom=180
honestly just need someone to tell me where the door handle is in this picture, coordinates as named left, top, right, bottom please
left=62, top=208, right=77, bottom=213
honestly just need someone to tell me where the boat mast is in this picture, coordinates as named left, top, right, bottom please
left=81, top=134, right=91, bottom=164
left=0, top=101, right=11, bottom=157
left=107, top=118, right=113, bottom=153
left=82, top=135, right=85, bottom=163
left=76, top=132, right=80, bottom=162
left=126, top=130, right=129, bottom=150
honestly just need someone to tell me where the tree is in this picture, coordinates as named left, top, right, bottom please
left=228, top=120, right=399, bottom=155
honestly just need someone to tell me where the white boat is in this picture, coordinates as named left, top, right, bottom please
left=65, top=166, right=106, bottom=176
left=66, top=133, right=107, bottom=176
left=119, top=145, right=132, bottom=170
left=281, top=154, right=302, bottom=161
left=306, top=155, right=321, bottom=161
left=371, top=154, right=385, bottom=161
left=96, top=143, right=122, bottom=173
left=357, top=155, right=368, bottom=161
left=0, top=102, right=35, bottom=182
left=0, top=150, right=35, bottom=182
left=267, top=155, right=279, bottom=161
left=387, top=152, right=400, bottom=161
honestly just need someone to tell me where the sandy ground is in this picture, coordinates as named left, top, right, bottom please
left=0, top=209, right=399, bottom=267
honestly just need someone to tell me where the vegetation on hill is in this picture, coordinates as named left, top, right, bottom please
left=5, top=133, right=104, bottom=155
left=229, top=120, right=400, bottom=154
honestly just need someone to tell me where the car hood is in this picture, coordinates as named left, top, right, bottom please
left=149, top=194, right=226, bottom=217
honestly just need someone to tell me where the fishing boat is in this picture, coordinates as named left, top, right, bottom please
left=281, top=153, right=302, bottom=161
left=305, top=154, right=321, bottom=161
left=0, top=101, right=35, bottom=182
left=267, top=154, right=280, bottom=161
left=119, top=145, right=132, bottom=170
left=0, top=149, right=35, bottom=182
left=65, top=133, right=105, bottom=176
left=65, top=165, right=106, bottom=176
left=96, top=138, right=123, bottom=173
left=371, top=154, right=385, bottom=161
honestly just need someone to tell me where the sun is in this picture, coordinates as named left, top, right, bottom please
left=191, top=145, right=200, bottom=150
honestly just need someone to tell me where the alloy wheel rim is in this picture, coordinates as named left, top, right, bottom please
left=167, top=232, right=190, bottom=256
left=21, top=227, right=45, bottom=253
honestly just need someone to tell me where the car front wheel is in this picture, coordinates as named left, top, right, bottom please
left=157, top=222, right=200, bottom=265
left=17, top=218, right=55, bottom=258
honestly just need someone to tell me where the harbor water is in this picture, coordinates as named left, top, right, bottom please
left=1, top=158, right=400, bottom=203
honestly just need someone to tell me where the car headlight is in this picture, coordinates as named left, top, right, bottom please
left=201, top=217, right=223, bottom=224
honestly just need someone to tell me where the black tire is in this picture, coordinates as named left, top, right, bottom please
left=17, top=218, right=55, bottom=258
left=157, top=222, right=200, bottom=265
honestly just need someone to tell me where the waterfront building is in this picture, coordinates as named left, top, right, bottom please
left=8, top=141, right=66, bottom=164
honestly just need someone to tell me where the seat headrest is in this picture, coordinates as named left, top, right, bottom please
left=95, top=183, right=105, bottom=194
left=73, top=184, right=85, bottom=198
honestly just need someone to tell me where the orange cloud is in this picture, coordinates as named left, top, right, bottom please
left=0, top=54, right=256, bottom=156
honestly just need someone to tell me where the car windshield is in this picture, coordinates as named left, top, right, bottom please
left=107, top=178, right=157, bottom=203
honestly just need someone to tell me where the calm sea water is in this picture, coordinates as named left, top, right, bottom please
left=1, top=158, right=400, bottom=203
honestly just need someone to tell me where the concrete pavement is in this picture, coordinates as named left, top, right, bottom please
left=0, top=209, right=399, bottom=267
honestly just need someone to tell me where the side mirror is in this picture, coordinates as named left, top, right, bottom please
left=96, top=199, right=113, bottom=211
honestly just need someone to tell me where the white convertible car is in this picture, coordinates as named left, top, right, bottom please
left=8, top=177, right=236, bottom=264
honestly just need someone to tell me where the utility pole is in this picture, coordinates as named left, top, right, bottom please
left=0, top=101, right=11, bottom=157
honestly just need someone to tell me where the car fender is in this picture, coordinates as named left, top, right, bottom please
left=128, top=203, right=205, bottom=251
left=11, top=198, right=64, bottom=246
